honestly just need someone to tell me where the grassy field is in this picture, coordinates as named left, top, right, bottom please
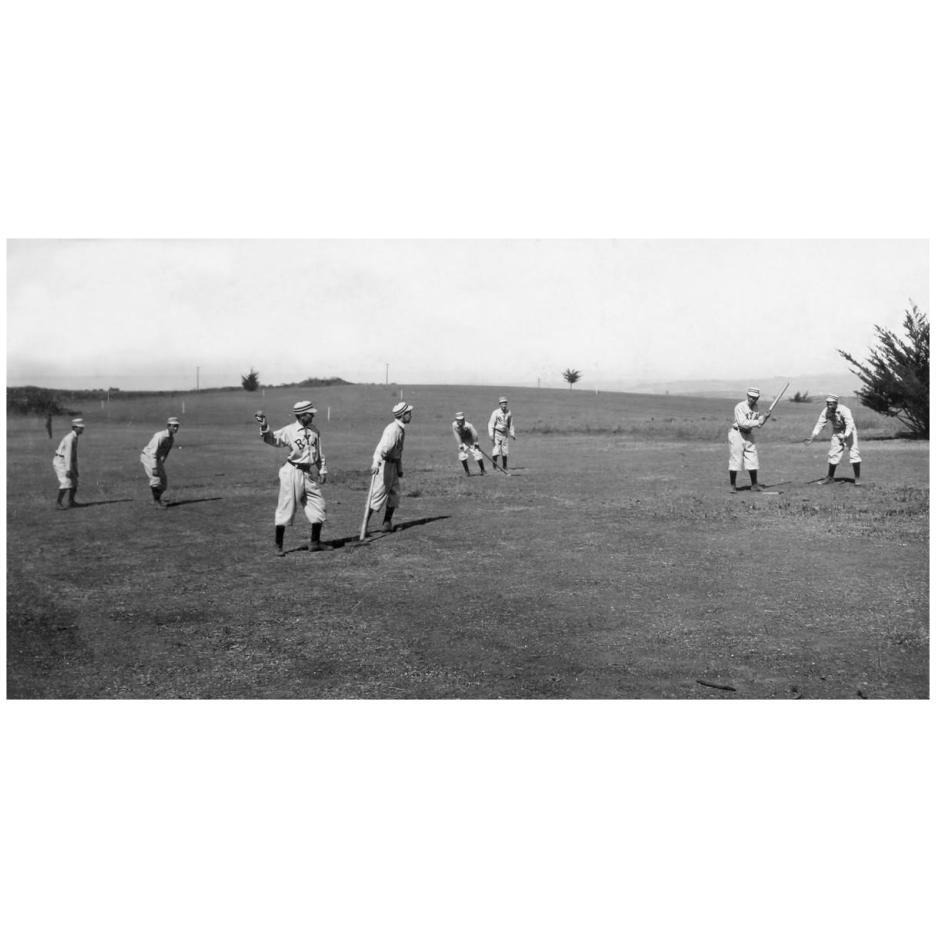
left=5, top=384, right=929, bottom=698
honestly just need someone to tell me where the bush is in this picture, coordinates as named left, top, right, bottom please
left=241, top=368, right=261, bottom=392
left=791, top=390, right=811, bottom=403
left=7, top=386, right=65, bottom=416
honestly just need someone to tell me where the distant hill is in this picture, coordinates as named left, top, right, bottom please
left=612, top=372, right=860, bottom=399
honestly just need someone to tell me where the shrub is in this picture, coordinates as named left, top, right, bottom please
left=241, top=368, right=261, bottom=391
left=7, top=386, right=65, bottom=416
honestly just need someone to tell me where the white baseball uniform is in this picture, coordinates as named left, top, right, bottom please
left=369, top=418, right=406, bottom=512
left=141, top=429, right=175, bottom=490
left=728, top=399, right=762, bottom=471
left=261, top=421, right=328, bottom=526
left=488, top=407, right=515, bottom=456
left=810, top=403, right=861, bottom=465
left=53, top=429, right=80, bottom=490
left=453, top=420, right=484, bottom=464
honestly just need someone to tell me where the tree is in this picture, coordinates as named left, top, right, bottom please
left=838, top=303, right=928, bottom=438
left=562, top=368, right=582, bottom=389
left=241, top=367, right=261, bottom=392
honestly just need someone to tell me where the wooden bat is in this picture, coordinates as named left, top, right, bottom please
left=762, top=380, right=791, bottom=422
left=477, top=446, right=511, bottom=476
left=359, top=470, right=378, bottom=541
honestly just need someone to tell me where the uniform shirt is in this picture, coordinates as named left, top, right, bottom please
left=54, top=430, right=79, bottom=472
left=488, top=408, right=515, bottom=438
left=731, top=400, right=762, bottom=433
left=373, top=418, right=406, bottom=468
left=452, top=420, right=479, bottom=446
left=811, top=403, right=856, bottom=438
left=261, top=421, right=327, bottom=472
left=142, top=429, right=175, bottom=463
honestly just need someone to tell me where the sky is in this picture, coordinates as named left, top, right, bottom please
left=6, top=238, right=927, bottom=392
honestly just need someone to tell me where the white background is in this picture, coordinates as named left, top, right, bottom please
left=2, top=2, right=933, bottom=933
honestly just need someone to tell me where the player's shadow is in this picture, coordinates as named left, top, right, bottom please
left=67, top=498, right=134, bottom=508
left=329, top=514, right=452, bottom=549
left=165, top=497, right=224, bottom=507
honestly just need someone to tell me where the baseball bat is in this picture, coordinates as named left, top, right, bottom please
left=477, top=446, right=511, bottom=476
left=762, top=380, right=791, bottom=422
left=360, top=469, right=378, bottom=541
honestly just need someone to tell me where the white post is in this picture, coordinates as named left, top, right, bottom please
left=182, top=400, right=186, bottom=415
left=327, top=406, right=331, bottom=421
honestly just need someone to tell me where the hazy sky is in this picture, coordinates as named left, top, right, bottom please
left=5, top=239, right=927, bottom=392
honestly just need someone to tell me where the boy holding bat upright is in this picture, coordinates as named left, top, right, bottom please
left=728, top=387, right=768, bottom=492
left=727, top=382, right=789, bottom=493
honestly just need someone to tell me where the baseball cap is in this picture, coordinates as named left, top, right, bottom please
left=293, top=401, right=317, bottom=416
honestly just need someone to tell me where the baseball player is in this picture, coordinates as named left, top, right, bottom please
left=255, top=401, right=330, bottom=555
left=452, top=412, right=486, bottom=476
left=487, top=396, right=516, bottom=471
left=53, top=417, right=85, bottom=509
left=806, top=395, right=862, bottom=485
left=366, top=400, right=413, bottom=533
left=728, top=388, right=768, bottom=492
left=140, top=417, right=181, bottom=508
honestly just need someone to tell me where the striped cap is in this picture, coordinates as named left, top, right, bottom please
left=825, top=395, right=839, bottom=403
left=454, top=412, right=465, bottom=420
left=498, top=396, right=508, bottom=404
left=746, top=387, right=760, bottom=398
left=392, top=401, right=413, bottom=417
left=292, top=401, right=316, bottom=416
left=71, top=418, right=85, bottom=427
left=167, top=417, right=181, bottom=426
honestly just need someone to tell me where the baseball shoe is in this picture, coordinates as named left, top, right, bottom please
left=817, top=478, right=833, bottom=485
left=308, top=541, right=333, bottom=552
left=154, top=500, right=169, bottom=508
left=381, top=521, right=393, bottom=532
left=853, top=479, right=862, bottom=487
left=750, top=484, right=764, bottom=492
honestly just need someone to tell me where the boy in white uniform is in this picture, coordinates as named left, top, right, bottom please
left=487, top=396, right=516, bottom=471
left=141, top=417, right=181, bottom=508
left=255, top=401, right=330, bottom=555
left=452, top=412, right=486, bottom=475
left=728, top=388, right=767, bottom=492
left=53, top=417, right=85, bottom=508
left=807, top=395, right=862, bottom=485
left=365, top=401, right=413, bottom=534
